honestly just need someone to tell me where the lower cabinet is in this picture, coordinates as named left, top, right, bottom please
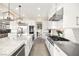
left=45, top=38, right=54, bottom=56
left=25, top=42, right=30, bottom=56
left=25, top=36, right=33, bottom=56
left=54, top=46, right=61, bottom=56
left=45, top=38, right=50, bottom=51
left=54, top=44, right=67, bottom=56
left=49, top=43, right=54, bottom=56
left=45, top=38, right=67, bottom=56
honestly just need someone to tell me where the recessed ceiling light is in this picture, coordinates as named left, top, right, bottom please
left=38, top=14, right=40, bottom=17
left=2, top=22, right=5, bottom=23
left=37, top=8, right=40, bottom=10
left=0, top=9, right=2, bottom=11
left=15, top=8, right=18, bottom=10
left=23, top=14, right=25, bottom=17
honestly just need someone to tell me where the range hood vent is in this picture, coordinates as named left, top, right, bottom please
left=49, top=8, right=63, bottom=21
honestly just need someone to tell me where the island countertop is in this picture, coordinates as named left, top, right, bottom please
left=54, top=41, right=79, bottom=56
left=47, top=36, right=79, bottom=56
left=0, top=37, right=25, bottom=56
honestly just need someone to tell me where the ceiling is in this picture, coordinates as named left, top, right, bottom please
left=3, top=3, right=56, bottom=21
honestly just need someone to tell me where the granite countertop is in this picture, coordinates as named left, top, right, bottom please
left=0, top=37, right=25, bottom=56
left=54, top=41, right=79, bottom=56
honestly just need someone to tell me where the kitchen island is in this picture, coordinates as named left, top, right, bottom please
left=54, top=41, right=79, bottom=56
left=0, top=37, right=25, bottom=56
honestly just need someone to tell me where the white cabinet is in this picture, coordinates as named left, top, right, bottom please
left=49, top=43, right=54, bottom=56
left=63, top=3, right=79, bottom=28
left=25, top=41, right=29, bottom=56
left=45, top=37, right=54, bottom=56
left=45, top=37, right=67, bottom=56
left=54, top=44, right=67, bottom=56
left=45, top=38, right=50, bottom=51
left=25, top=36, right=33, bottom=56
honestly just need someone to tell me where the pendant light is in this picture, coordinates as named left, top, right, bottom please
left=6, top=3, right=13, bottom=21
left=18, top=4, right=23, bottom=25
left=1, top=3, right=10, bottom=26
left=18, top=4, right=23, bottom=20
left=7, top=3, right=11, bottom=20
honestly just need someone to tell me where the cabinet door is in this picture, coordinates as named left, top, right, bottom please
left=54, top=47, right=60, bottom=56
left=29, top=37, right=33, bottom=50
left=47, top=40, right=50, bottom=51
left=25, top=42, right=29, bottom=56
left=63, top=3, right=79, bottom=28
left=54, top=44, right=67, bottom=56
left=49, top=43, right=54, bottom=56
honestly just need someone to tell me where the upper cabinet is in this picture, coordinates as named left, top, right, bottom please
left=63, top=3, right=79, bottom=28
left=49, top=3, right=79, bottom=28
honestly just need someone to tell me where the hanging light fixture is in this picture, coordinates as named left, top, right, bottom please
left=5, top=3, right=13, bottom=21
left=18, top=4, right=23, bottom=20
left=7, top=3, right=11, bottom=20
left=18, top=4, right=24, bottom=25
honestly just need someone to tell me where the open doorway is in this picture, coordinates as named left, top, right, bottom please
left=36, top=22, right=42, bottom=38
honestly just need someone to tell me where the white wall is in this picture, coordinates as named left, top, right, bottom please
left=63, top=4, right=79, bottom=43
left=63, top=3, right=79, bottom=28
left=64, top=28, right=77, bottom=43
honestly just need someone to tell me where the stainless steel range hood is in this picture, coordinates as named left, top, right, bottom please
left=49, top=8, right=63, bottom=21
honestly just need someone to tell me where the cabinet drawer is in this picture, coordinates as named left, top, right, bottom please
left=50, top=44, right=54, bottom=56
